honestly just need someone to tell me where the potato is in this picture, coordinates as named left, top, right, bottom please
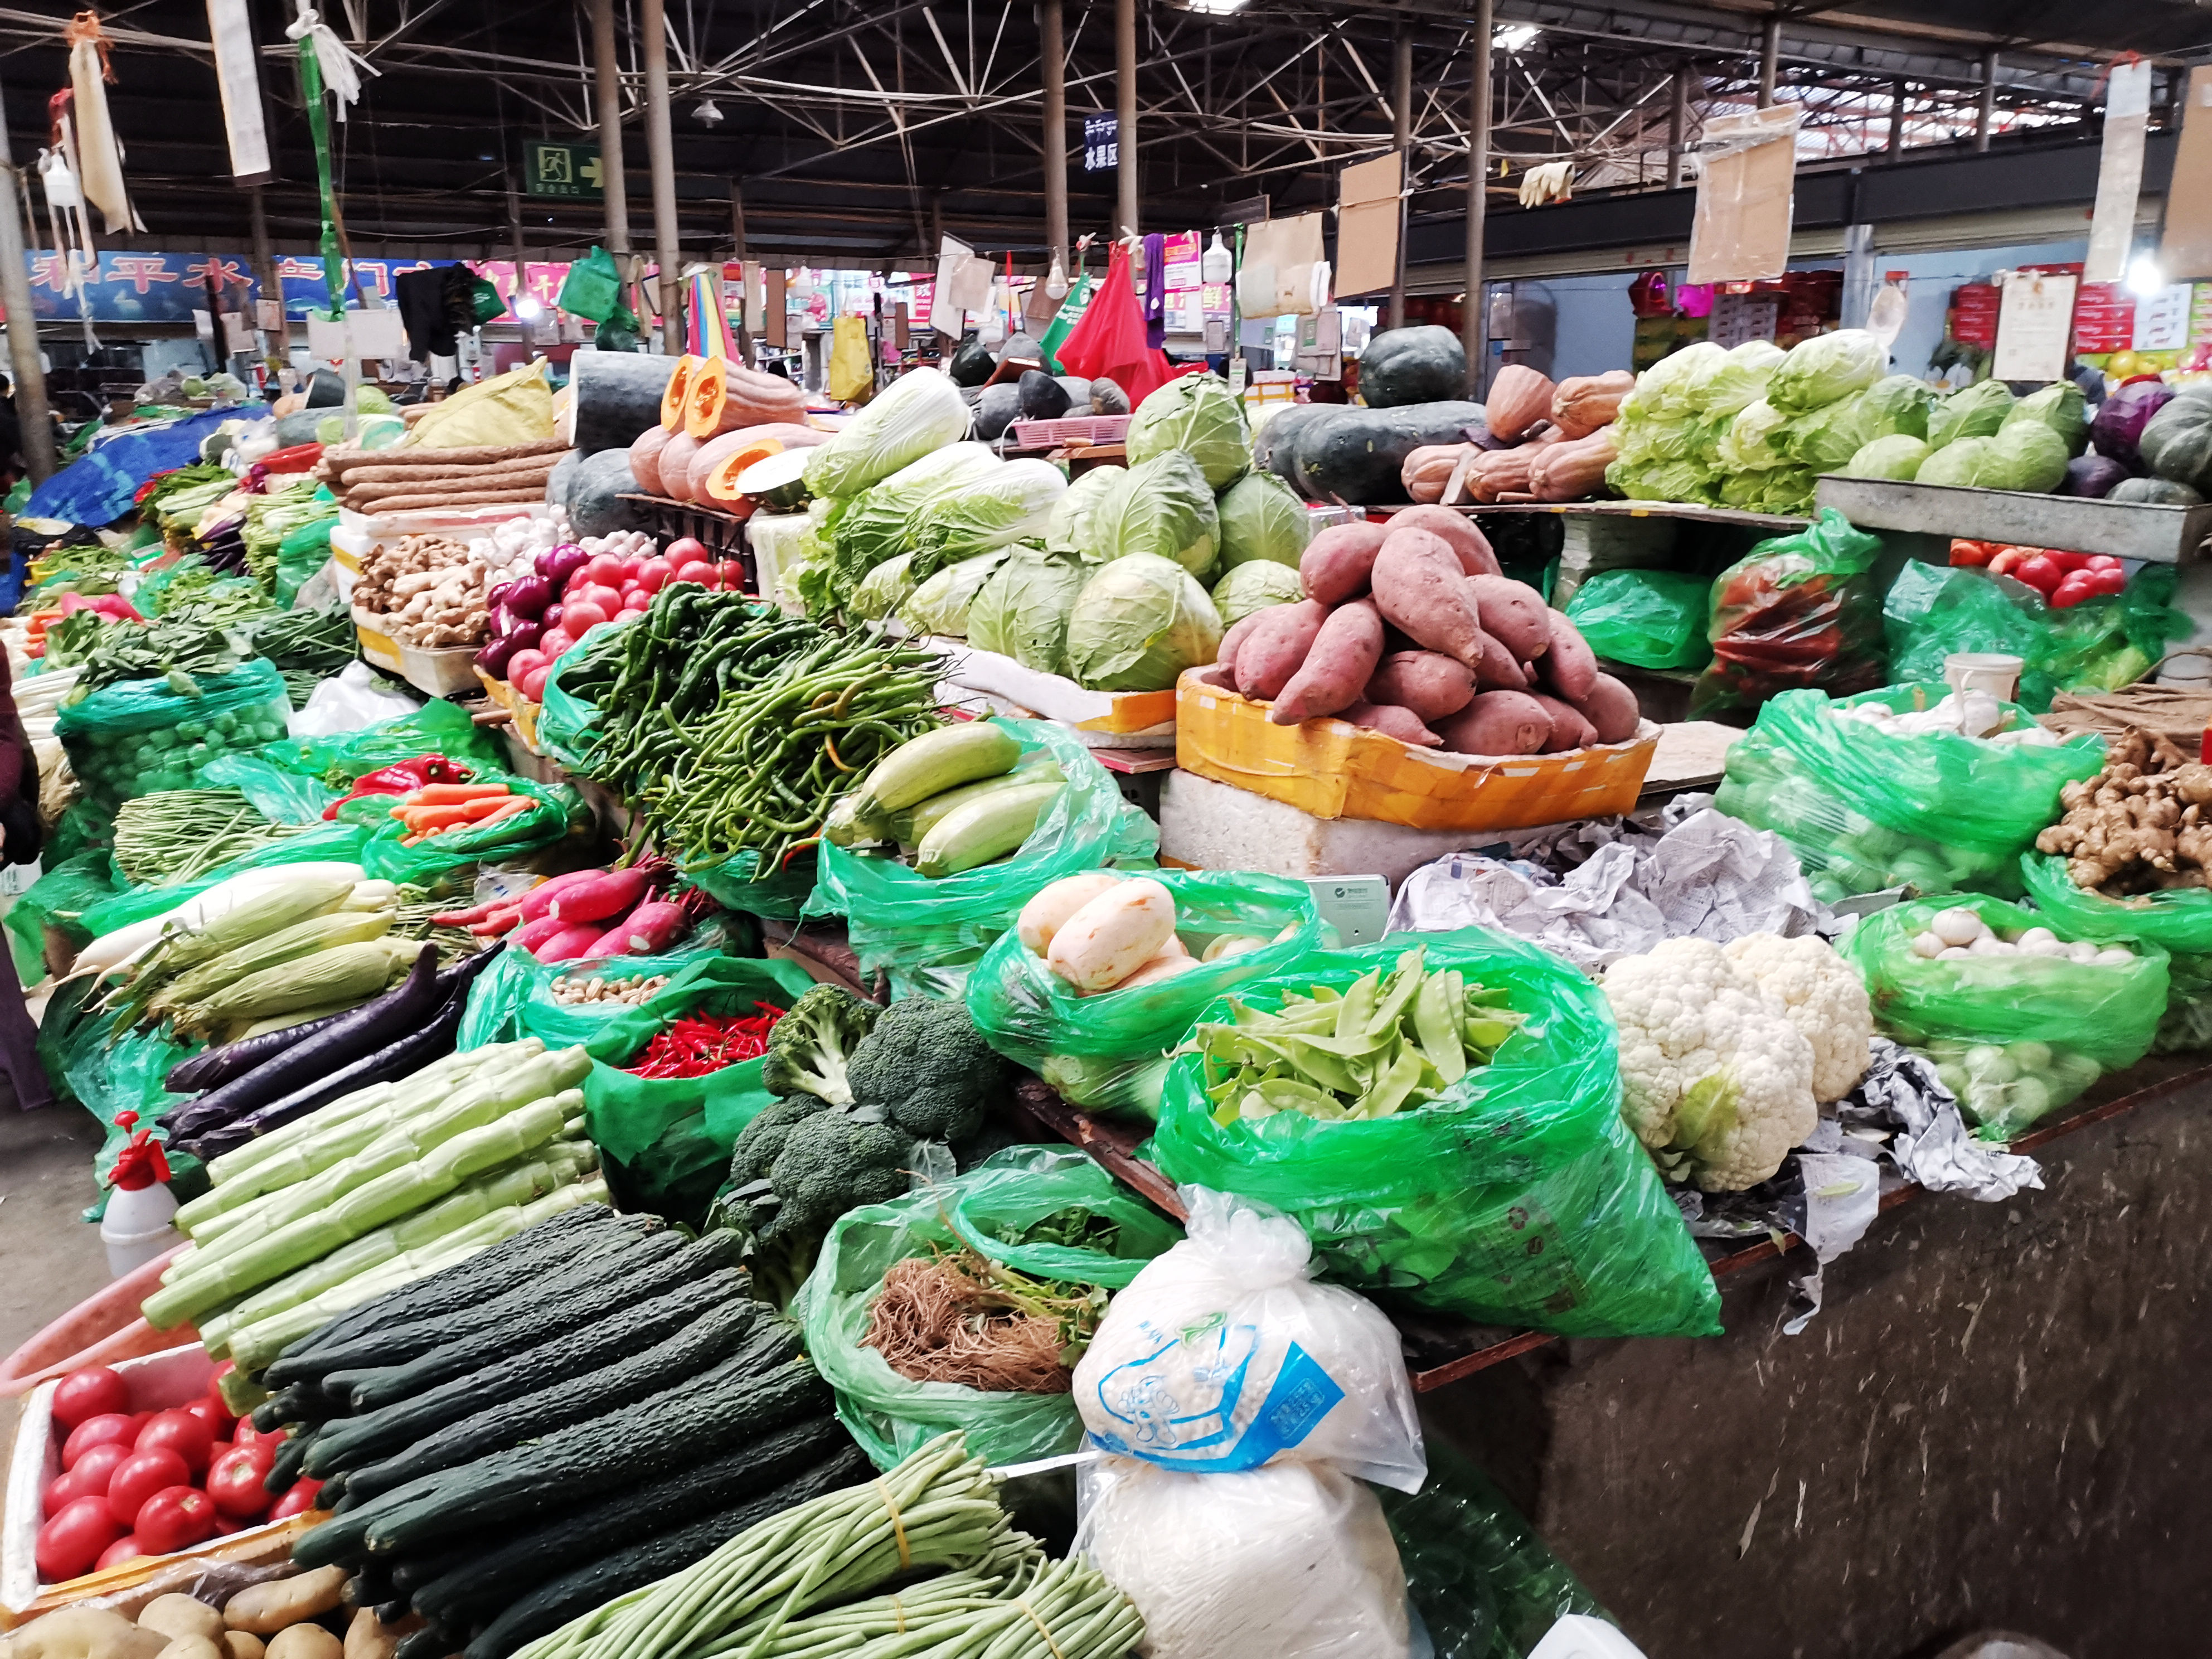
left=152, top=1638, right=223, bottom=1659
left=1336, top=700, right=1442, bottom=747
left=1573, top=672, right=1642, bottom=744
left=341, top=1614, right=410, bottom=1659
left=139, top=1603, right=222, bottom=1648
left=1527, top=693, right=1597, bottom=753
left=1016, top=872, right=1124, bottom=956
left=1539, top=611, right=1599, bottom=701
left=1271, top=599, right=1385, bottom=725
left=1384, top=505, right=1501, bottom=577
left=1468, top=575, right=1551, bottom=662
left=1118, top=952, right=1201, bottom=988
left=224, top=1570, right=348, bottom=1637
left=1047, top=877, right=1177, bottom=992
left=1298, top=522, right=1390, bottom=605
left=221, top=1638, right=264, bottom=1659
left=1369, top=530, right=1491, bottom=669
left=1470, top=628, right=1529, bottom=692
left=1436, top=690, right=1553, bottom=756
left=1233, top=599, right=1331, bottom=701
left=264, top=1630, right=339, bottom=1659
left=1365, top=650, right=1475, bottom=721
left=6, top=1609, right=171, bottom=1659
left=1215, top=610, right=1265, bottom=683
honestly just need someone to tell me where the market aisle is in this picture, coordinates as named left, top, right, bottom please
left=0, top=1102, right=110, bottom=1364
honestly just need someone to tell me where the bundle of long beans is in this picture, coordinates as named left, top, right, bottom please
left=113, top=788, right=312, bottom=885
left=561, top=584, right=944, bottom=870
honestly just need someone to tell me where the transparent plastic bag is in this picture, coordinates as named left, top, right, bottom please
left=1687, top=509, right=1886, bottom=718
left=287, top=661, right=419, bottom=739
left=964, top=869, right=1327, bottom=1119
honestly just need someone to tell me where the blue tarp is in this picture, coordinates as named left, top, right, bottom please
left=25, top=406, right=263, bottom=528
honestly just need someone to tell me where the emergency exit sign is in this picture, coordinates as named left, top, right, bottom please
left=525, top=140, right=603, bottom=199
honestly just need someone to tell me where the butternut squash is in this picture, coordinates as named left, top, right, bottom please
left=656, top=430, right=702, bottom=501
left=659, top=355, right=701, bottom=431
left=1466, top=447, right=1536, bottom=503
left=685, top=356, right=810, bottom=440
left=628, top=425, right=672, bottom=496
left=690, top=422, right=827, bottom=499
left=1550, top=370, right=1635, bottom=439
left=1402, top=443, right=1473, bottom=503
left=1527, top=428, right=1619, bottom=503
left=1485, top=365, right=1556, bottom=443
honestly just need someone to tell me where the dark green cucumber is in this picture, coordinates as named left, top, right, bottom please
left=331, top=1231, right=746, bottom=1415
left=263, top=1429, right=312, bottom=1496
left=408, top=1415, right=849, bottom=1628
left=266, top=1206, right=639, bottom=1380
left=358, top=1350, right=825, bottom=1557
left=461, top=1445, right=872, bottom=1659
left=392, top=1625, right=455, bottom=1659
left=307, top=1264, right=751, bottom=1478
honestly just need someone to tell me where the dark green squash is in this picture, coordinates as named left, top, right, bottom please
left=2109, top=474, right=2205, bottom=506
left=1291, top=400, right=1491, bottom=505
left=947, top=333, right=996, bottom=386
left=1254, top=404, right=1333, bottom=491
left=1359, top=326, right=1469, bottom=408
left=2136, top=390, right=2212, bottom=494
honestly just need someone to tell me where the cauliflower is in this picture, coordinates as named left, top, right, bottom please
left=1601, top=937, right=1817, bottom=1192
left=1721, top=932, right=1874, bottom=1102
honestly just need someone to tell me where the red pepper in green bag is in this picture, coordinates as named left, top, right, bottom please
left=322, top=755, right=475, bottom=819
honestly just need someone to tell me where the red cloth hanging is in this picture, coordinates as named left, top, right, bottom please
left=1052, top=242, right=1175, bottom=407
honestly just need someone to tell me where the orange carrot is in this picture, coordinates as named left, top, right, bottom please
left=406, top=782, right=512, bottom=806
left=467, top=797, right=535, bottom=831
left=458, top=795, right=516, bottom=822
left=399, top=804, right=473, bottom=832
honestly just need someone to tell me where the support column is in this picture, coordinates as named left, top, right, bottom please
left=1976, top=50, right=1998, bottom=152
left=729, top=180, right=746, bottom=260
left=248, top=184, right=283, bottom=355
left=1464, top=0, right=1492, bottom=395
left=1666, top=64, right=1690, bottom=188
left=1758, top=16, right=1780, bottom=109
left=1886, top=80, right=1905, bottom=158
left=1115, top=0, right=1138, bottom=237
left=1040, top=0, right=1069, bottom=280
left=641, top=0, right=682, bottom=349
left=507, top=171, right=530, bottom=312
left=590, top=0, right=630, bottom=255
left=1389, top=23, right=1413, bottom=329
left=0, top=76, right=54, bottom=482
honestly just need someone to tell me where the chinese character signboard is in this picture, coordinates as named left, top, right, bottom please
left=524, top=140, right=603, bottom=200
left=1083, top=114, right=1118, bottom=173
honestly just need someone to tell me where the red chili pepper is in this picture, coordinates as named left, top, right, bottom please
left=620, top=1003, right=787, bottom=1079
left=322, top=755, right=477, bottom=820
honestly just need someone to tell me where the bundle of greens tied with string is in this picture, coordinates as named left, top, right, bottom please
left=551, top=581, right=947, bottom=874
left=714, top=986, right=1016, bottom=1310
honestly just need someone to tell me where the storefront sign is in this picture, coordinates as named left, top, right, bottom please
left=1083, top=114, right=1118, bottom=173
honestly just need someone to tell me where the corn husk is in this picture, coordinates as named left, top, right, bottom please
left=151, top=908, right=396, bottom=1021
left=169, top=937, right=417, bottom=1036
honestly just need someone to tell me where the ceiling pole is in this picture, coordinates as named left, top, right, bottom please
left=0, top=75, right=54, bottom=483
left=1041, top=0, right=1069, bottom=281
left=642, top=0, right=683, bottom=351
left=1976, top=50, right=1998, bottom=152
left=1666, top=62, right=1690, bottom=187
left=1886, top=79, right=1905, bottom=158
left=1389, top=22, right=1412, bottom=331
left=248, top=185, right=283, bottom=361
left=507, top=170, right=530, bottom=313
left=1758, top=16, right=1780, bottom=109
left=729, top=180, right=746, bottom=260
left=1115, top=0, right=1137, bottom=237
left=590, top=0, right=630, bottom=255
left=1465, top=0, right=1492, bottom=396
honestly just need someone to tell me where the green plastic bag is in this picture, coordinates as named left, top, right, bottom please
left=2021, top=851, right=2212, bottom=1054
left=1712, top=684, right=2104, bottom=904
left=556, top=246, right=625, bottom=324
left=6, top=851, right=121, bottom=983
left=1561, top=569, right=1713, bottom=671
left=56, top=659, right=293, bottom=813
left=1148, top=929, right=1722, bottom=1339
left=458, top=928, right=753, bottom=1049
left=793, top=1147, right=1181, bottom=1471
left=250, top=699, right=508, bottom=790
left=533, top=626, right=627, bottom=773
left=274, top=517, right=337, bottom=608
left=360, top=777, right=582, bottom=886
left=808, top=720, right=1161, bottom=1000
left=965, top=869, right=1328, bottom=1119
left=35, top=976, right=208, bottom=1217
left=1840, top=894, right=2167, bottom=1139
left=681, top=850, right=817, bottom=923
left=73, top=822, right=372, bottom=942
left=196, top=754, right=345, bottom=824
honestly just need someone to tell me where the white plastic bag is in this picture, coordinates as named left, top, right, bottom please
left=288, top=660, right=420, bottom=738
left=1070, top=1187, right=1425, bottom=1492
left=1078, top=1455, right=1411, bottom=1659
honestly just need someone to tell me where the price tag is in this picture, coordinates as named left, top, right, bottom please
left=1303, top=876, right=1390, bottom=946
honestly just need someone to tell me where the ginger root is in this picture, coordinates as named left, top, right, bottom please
left=2041, top=743, right=2212, bottom=896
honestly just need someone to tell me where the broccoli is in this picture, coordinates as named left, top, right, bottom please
left=847, top=996, right=1012, bottom=1145
left=729, top=1094, right=829, bottom=1184
left=736, top=1109, right=915, bottom=1311
left=759, top=983, right=881, bottom=1105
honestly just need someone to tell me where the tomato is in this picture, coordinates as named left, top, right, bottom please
left=619, top=603, right=650, bottom=623
left=94, top=1535, right=146, bottom=1572
left=580, top=554, right=626, bottom=590
left=518, top=665, right=552, bottom=702
left=135, top=1409, right=215, bottom=1475
left=2088, top=565, right=2127, bottom=596
left=538, top=628, right=576, bottom=659
left=633, top=559, right=673, bottom=594
left=44, top=1443, right=129, bottom=1517
left=560, top=599, right=609, bottom=634
left=717, top=560, right=746, bottom=591
left=664, top=536, right=710, bottom=567
left=106, top=1447, right=190, bottom=1527
left=206, top=1445, right=276, bottom=1521
left=182, top=1397, right=234, bottom=1439
left=268, top=1478, right=325, bottom=1521
left=232, top=1419, right=284, bottom=1453
left=675, top=560, right=717, bottom=587
left=37, top=1496, right=123, bottom=1582
left=62, top=1414, right=139, bottom=1469
left=134, top=1486, right=218, bottom=1554
left=506, top=648, right=547, bottom=687
left=2049, top=574, right=2097, bottom=609
left=52, top=1367, right=129, bottom=1430
left=573, top=583, right=623, bottom=617
left=2013, top=554, right=2063, bottom=593
left=616, top=557, right=643, bottom=584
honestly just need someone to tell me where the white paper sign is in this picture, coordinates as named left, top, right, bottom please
left=1992, top=270, right=2078, bottom=382
left=348, top=308, right=406, bottom=359
left=2132, top=282, right=2193, bottom=351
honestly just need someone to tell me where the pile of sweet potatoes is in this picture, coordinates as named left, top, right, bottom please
left=1215, top=505, right=1642, bottom=756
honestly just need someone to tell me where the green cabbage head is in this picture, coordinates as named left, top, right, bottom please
left=1990, top=419, right=2069, bottom=492
left=2002, top=381, right=2088, bottom=457
left=1211, top=559, right=1305, bottom=626
left=1087, top=452, right=1221, bottom=576
left=1063, top=552, right=1224, bottom=690
left=1843, top=434, right=1929, bottom=481
left=899, top=548, right=1010, bottom=637
left=1915, top=435, right=2006, bottom=488
left=1046, top=464, right=1124, bottom=554
left=1214, top=470, right=1311, bottom=569
left=1767, top=329, right=1886, bottom=413
left=966, top=548, right=1088, bottom=673
left=1126, top=372, right=1250, bottom=489
left=1856, top=375, right=1937, bottom=442
left=1928, top=379, right=2015, bottom=449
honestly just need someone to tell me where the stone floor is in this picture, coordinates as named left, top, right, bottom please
left=0, top=1097, right=111, bottom=1444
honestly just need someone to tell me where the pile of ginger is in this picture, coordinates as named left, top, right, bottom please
left=2036, top=726, right=2212, bottom=894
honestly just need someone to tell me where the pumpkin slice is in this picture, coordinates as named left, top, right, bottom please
left=657, top=430, right=703, bottom=501
left=629, top=425, right=673, bottom=496
left=659, top=355, right=701, bottom=431
left=685, top=356, right=810, bottom=440
left=689, top=423, right=830, bottom=500
left=701, top=437, right=786, bottom=504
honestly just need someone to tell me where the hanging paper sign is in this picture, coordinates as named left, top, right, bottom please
left=1992, top=269, right=2078, bottom=382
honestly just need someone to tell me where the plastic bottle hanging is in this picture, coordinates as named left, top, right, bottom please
left=1201, top=231, right=1233, bottom=285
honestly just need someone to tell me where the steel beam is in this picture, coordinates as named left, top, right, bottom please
left=1116, top=0, right=1138, bottom=236
left=1467, top=0, right=1492, bottom=394
left=590, top=0, right=630, bottom=254
left=643, top=0, right=683, bottom=347
left=1042, top=0, right=1069, bottom=278
left=1390, top=22, right=1412, bottom=329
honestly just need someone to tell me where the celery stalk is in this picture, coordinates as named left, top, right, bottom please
left=146, top=1089, right=583, bottom=1329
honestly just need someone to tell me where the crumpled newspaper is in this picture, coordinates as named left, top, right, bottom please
left=1385, top=801, right=1826, bottom=971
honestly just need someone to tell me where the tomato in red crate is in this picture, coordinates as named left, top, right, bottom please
left=52, top=1366, right=129, bottom=1430
left=134, top=1486, right=219, bottom=1554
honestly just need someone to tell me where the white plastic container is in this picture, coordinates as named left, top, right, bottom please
left=1526, top=1614, right=1649, bottom=1659
left=98, top=1114, right=182, bottom=1279
left=1943, top=652, right=2024, bottom=701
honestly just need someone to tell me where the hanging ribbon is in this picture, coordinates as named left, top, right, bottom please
left=285, top=2, right=375, bottom=317
left=685, top=268, right=736, bottom=360
left=284, top=3, right=377, bottom=120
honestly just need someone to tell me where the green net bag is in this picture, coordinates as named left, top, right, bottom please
left=793, top=1147, right=1181, bottom=1470
left=55, top=659, right=293, bottom=814
left=1839, top=894, right=2168, bottom=1140
left=2020, top=851, right=2212, bottom=1054
left=1561, top=569, right=1713, bottom=671
left=1148, top=928, right=1721, bottom=1338
left=808, top=720, right=1161, bottom=1000
left=965, top=869, right=1328, bottom=1119
left=1711, top=683, right=2104, bottom=903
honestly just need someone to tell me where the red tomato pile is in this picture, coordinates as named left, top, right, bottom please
left=1947, top=541, right=2128, bottom=608
left=507, top=537, right=744, bottom=704
left=34, top=1364, right=322, bottom=1584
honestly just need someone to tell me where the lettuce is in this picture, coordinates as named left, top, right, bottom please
left=1767, top=329, right=1886, bottom=413
left=909, top=457, right=1068, bottom=579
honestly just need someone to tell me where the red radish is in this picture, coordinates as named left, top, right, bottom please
left=467, top=906, right=525, bottom=937
left=634, top=559, right=673, bottom=594
left=510, top=915, right=573, bottom=955
left=598, top=899, right=692, bottom=955
left=94, top=1535, right=145, bottom=1571
left=514, top=869, right=605, bottom=923
left=664, top=536, right=710, bottom=566
left=62, top=1414, right=138, bottom=1469
left=547, top=865, right=661, bottom=924
left=518, top=666, right=552, bottom=701
left=675, top=560, right=716, bottom=586
left=534, top=921, right=605, bottom=962
left=560, top=600, right=609, bottom=634
left=52, top=1367, right=129, bottom=1430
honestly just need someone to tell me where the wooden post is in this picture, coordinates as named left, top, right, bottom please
left=641, top=0, right=682, bottom=348
left=590, top=0, right=630, bottom=254
left=1389, top=23, right=1412, bottom=330
left=1041, top=0, right=1069, bottom=279
left=1667, top=64, right=1691, bottom=188
left=1464, top=0, right=1491, bottom=395
left=1758, top=16, right=1781, bottom=109
left=248, top=183, right=283, bottom=354
left=1115, top=0, right=1138, bottom=237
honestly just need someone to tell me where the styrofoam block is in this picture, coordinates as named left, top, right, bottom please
left=1161, top=768, right=1520, bottom=890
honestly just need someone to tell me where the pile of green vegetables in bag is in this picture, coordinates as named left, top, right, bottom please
left=56, top=658, right=296, bottom=812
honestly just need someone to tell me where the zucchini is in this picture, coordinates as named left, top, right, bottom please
left=460, top=1445, right=873, bottom=1659
left=353, top=1352, right=825, bottom=1559
left=263, top=1428, right=312, bottom=1496
left=886, top=760, right=1064, bottom=846
left=328, top=1230, right=745, bottom=1414
left=305, top=1266, right=753, bottom=1479
left=914, top=778, right=1062, bottom=877
left=855, top=722, right=1022, bottom=815
left=251, top=1381, right=333, bottom=1433
left=340, top=1294, right=788, bottom=1507
left=406, top=1415, right=848, bottom=1628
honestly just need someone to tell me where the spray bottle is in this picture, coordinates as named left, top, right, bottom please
left=99, top=1111, right=182, bottom=1278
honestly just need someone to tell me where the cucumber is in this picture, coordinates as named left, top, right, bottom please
left=914, top=778, right=1064, bottom=877
left=731, top=447, right=812, bottom=511
left=887, top=760, right=1065, bottom=846
left=856, top=721, right=1022, bottom=815
left=821, top=793, right=891, bottom=848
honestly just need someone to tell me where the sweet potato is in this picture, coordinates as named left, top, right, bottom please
left=1540, top=610, right=1599, bottom=701
left=1234, top=599, right=1331, bottom=701
left=1437, top=690, right=1553, bottom=756
left=1337, top=700, right=1442, bottom=746
left=1469, top=575, right=1552, bottom=662
left=1471, top=628, right=1529, bottom=691
left=1370, top=530, right=1491, bottom=668
left=1573, top=672, right=1642, bottom=744
left=1216, top=610, right=1265, bottom=685
left=1365, top=650, right=1476, bottom=721
left=1528, top=692, right=1597, bottom=753
left=1384, top=505, right=1500, bottom=577
left=1299, top=521, right=1390, bottom=605
left=1271, top=599, right=1384, bottom=724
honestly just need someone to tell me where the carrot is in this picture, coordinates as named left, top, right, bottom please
left=458, top=795, right=517, bottom=822
left=396, top=804, right=473, bottom=832
left=406, top=782, right=512, bottom=806
left=468, top=797, right=535, bottom=831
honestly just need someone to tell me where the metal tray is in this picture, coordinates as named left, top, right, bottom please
left=1813, top=475, right=2212, bottom=562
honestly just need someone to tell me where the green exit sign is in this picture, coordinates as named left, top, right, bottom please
left=525, top=140, right=603, bottom=199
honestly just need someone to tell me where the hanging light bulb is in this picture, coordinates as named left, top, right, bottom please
left=1201, top=231, right=1232, bottom=284
left=1046, top=252, right=1068, bottom=299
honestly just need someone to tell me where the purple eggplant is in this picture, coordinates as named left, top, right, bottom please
left=2058, top=453, right=2132, bottom=498
left=164, top=1005, right=360, bottom=1095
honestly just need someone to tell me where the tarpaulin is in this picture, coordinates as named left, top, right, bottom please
left=26, top=408, right=260, bottom=527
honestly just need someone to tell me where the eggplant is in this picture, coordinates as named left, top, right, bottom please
left=434, top=940, right=504, bottom=998
left=165, top=1003, right=362, bottom=1095
left=160, top=947, right=445, bottom=1141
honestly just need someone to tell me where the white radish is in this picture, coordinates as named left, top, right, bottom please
left=2066, top=940, right=2100, bottom=964
left=1047, top=877, right=1178, bottom=991
left=1118, top=952, right=1201, bottom=988
left=1016, top=872, right=1125, bottom=957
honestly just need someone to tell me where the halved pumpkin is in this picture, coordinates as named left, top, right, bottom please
left=702, top=437, right=787, bottom=503
left=659, top=355, right=701, bottom=431
left=687, top=424, right=821, bottom=500
left=686, top=355, right=809, bottom=440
